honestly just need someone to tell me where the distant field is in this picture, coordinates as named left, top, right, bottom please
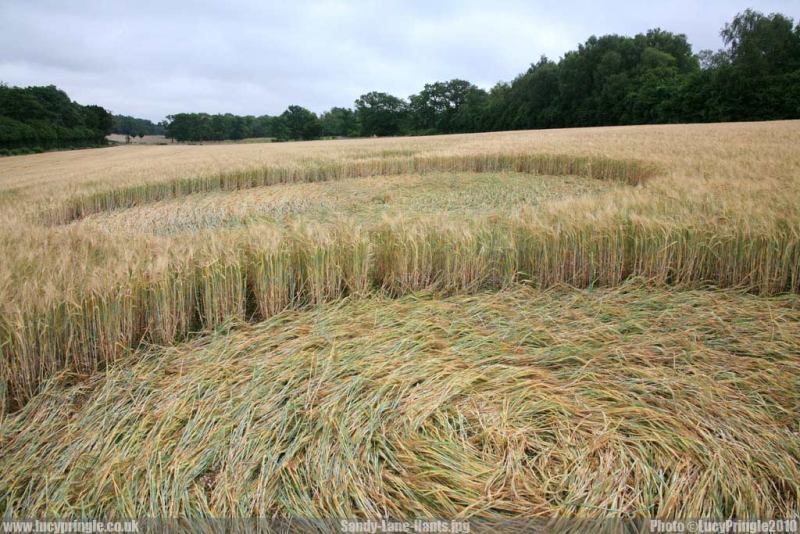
left=1, top=122, right=798, bottom=518
left=106, top=133, right=171, bottom=145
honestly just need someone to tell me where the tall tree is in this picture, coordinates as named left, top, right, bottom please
left=111, top=115, right=165, bottom=136
left=320, top=107, right=358, bottom=137
left=280, top=106, right=321, bottom=140
left=715, top=9, right=800, bottom=120
left=0, top=84, right=113, bottom=152
left=408, top=79, right=487, bottom=134
left=354, top=92, right=407, bottom=136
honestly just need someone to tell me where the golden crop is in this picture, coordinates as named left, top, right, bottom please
left=0, top=121, right=798, bottom=518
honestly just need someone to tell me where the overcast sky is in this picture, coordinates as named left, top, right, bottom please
left=1, top=0, right=797, bottom=122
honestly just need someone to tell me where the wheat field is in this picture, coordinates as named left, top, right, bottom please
left=0, top=121, right=799, bottom=519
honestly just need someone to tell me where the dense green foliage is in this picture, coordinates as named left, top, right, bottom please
left=160, top=10, right=800, bottom=143
left=320, top=107, right=359, bottom=137
left=164, top=112, right=285, bottom=142
left=353, top=92, right=408, bottom=137
left=408, top=80, right=488, bottom=134
left=111, top=115, right=165, bottom=136
left=0, top=85, right=112, bottom=155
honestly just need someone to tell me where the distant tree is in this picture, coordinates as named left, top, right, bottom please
left=408, top=79, right=487, bottom=134
left=477, top=82, right=513, bottom=131
left=111, top=114, right=165, bottom=136
left=0, top=84, right=113, bottom=151
left=280, top=106, right=321, bottom=140
left=320, top=107, right=358, bottom=137
left=722, top=9, right=800, bottom=74
left=269, top=115, right=291, bottom=141
left=715, top=9, right=800, bottom=120
left=491, top=56, right=561, bottom=130
left=230, top=115, right=251, bottom=140
left=354, top=92, right=407, bottom=136
left=82, top=104, right=114, bottom=141
left=250, top=115, right=275, bottom=138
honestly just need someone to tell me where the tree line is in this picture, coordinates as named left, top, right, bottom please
left=164, top=9, right=799, bottom=143
left=0, top=85, right=113, bottom=155
left=111, top=115, right=165, bottom=137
